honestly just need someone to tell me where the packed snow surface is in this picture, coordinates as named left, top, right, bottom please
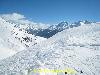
left=0, top=20, right=100, bottom=75
left=0, top=13, right=100, bottom=75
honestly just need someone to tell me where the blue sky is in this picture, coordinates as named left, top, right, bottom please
left=0, top=0, right=100, bottom=24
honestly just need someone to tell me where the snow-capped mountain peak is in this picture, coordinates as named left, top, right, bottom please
left=57, top=21, right=68, bottom=29
left=49, top=21, right=68, bottom=31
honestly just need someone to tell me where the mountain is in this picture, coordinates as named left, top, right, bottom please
left=27, top=21, right=68, bottom=38
left=0, top=13, right=47, bottom=60
left=70, top=20, right=91, bottom=28
left=4, top=14, right=91, bottom=39
left=49, top=21, right=68, bottom=31
left=27, top=20, right=92, bottom=38
left=0, top=19, right=99, bottom=75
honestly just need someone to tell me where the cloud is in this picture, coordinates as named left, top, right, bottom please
left=0, top=13, right=25, bottom=20
left=0, top=13, right=50, bottom=29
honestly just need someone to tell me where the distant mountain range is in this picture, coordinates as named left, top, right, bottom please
left=0, top=13, right=93, bottom=39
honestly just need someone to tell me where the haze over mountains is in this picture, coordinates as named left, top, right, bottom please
left=0, top=13, right=100, bottom=75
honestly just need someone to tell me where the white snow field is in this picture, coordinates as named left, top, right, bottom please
left=0, top=47, right=16, bottom=60
left=0, top=18, right=100, bottom=75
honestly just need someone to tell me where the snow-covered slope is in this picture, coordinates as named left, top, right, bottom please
left=0, top=22, right=100, bottom=75
left=0, top=13, right=47, bottom=60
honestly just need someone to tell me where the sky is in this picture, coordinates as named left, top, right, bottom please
left=0, top=0, right=100, bottom=24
